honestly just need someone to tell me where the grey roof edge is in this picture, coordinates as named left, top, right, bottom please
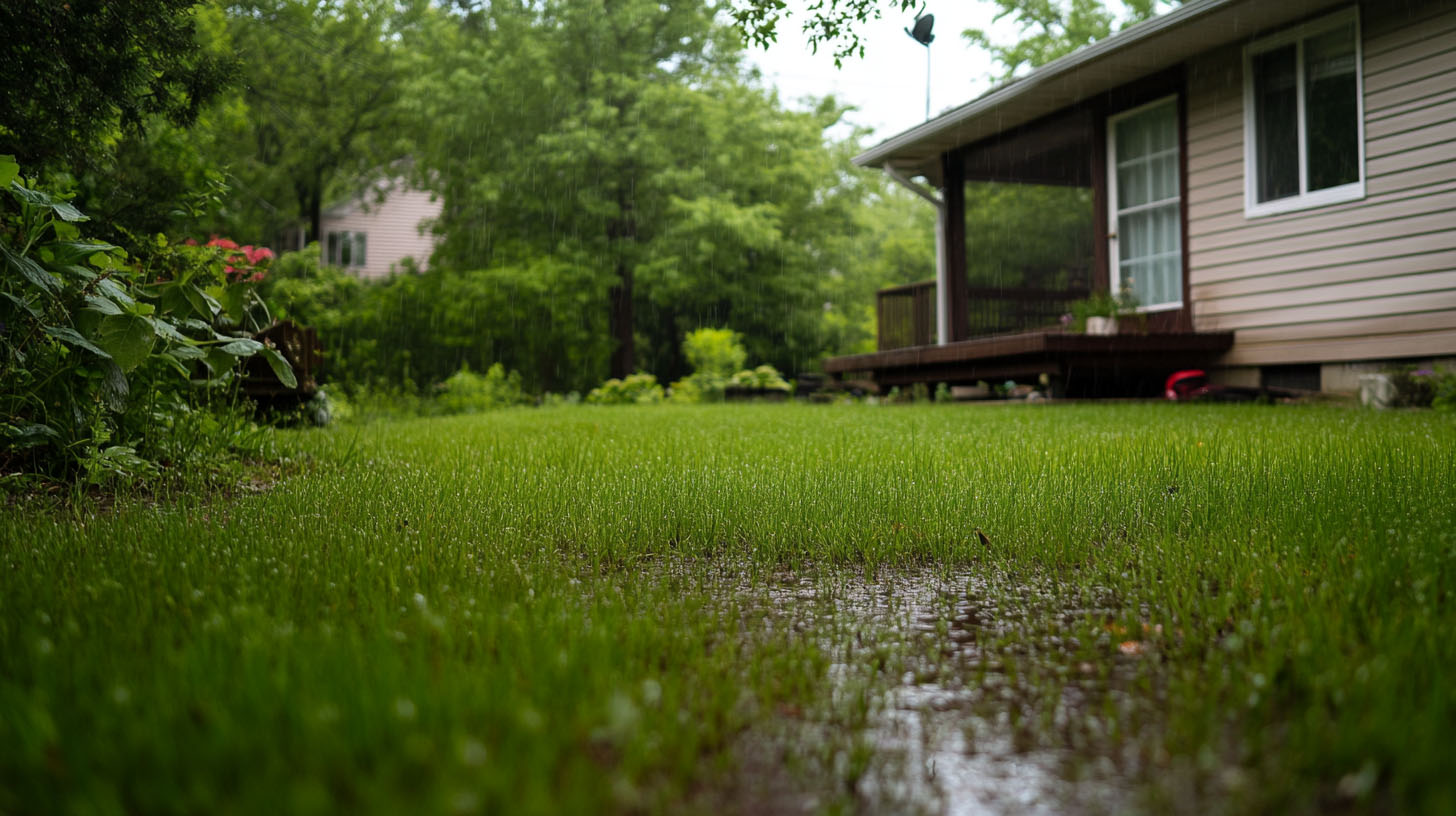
left=852, top=0, right=1240, bottom=169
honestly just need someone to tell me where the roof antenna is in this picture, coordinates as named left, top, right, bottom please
left=904, top=4, right=935, bottom=120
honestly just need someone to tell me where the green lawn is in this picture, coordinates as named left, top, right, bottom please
left=2, top=403, right=1454, bottom=814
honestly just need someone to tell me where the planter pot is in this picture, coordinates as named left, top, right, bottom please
left=1358, top=374, right=1396, bottom=408
left=1085, top=316, right=1118, bottom=336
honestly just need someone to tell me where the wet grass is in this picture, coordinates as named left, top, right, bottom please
left=2, top=402, right=1454, bottom=814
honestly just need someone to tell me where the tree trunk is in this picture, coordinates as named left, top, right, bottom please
left=609, top=261, right=634, bottom=378
left=308, top=168, right=325, bottom=245
left=607, top=185, right=636, bottom=378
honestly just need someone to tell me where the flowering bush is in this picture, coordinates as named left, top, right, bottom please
left=186, top=236, right=275, bottom=283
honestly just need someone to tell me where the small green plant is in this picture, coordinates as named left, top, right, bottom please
left=1068, top=284, right=1141, bottom=332
left=587, top=372, right=664, bottom=405
left=436, top=362, right=531, bottom=414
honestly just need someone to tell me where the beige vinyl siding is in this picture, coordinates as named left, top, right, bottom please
left=1184, top=0, right=1456, bottom=367
left=320, top=186, right=441, bottom=281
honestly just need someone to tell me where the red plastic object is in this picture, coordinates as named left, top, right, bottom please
left=1165, top=369, right=1209, bottom=401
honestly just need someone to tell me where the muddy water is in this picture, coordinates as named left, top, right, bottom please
left=740, top=569, right=1159, bottom=815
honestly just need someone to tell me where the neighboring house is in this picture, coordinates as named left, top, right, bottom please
left=287, top=180, right=442, bottom=280
left=826, top=0, right=1455, bottom=395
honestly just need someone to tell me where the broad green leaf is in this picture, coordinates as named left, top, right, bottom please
left=100, top=360, right=128, bottom=410
left=83, top=294, right=125, bottom=316
left=260, top=346, right=298, bottom=389
left=157, top=351, right=192, bottom=378
left=51, top=240, right=119, bottom=265
left=8, top=184, right=88, bottom=221
left=184, top=284, right=218, bottom=319
left=1, top=290, right=41, bottom=318
left=95, top=278, right=135, bottom=307
left=1, top=242, right=60, bottom=295
left=218, top=284, right=248, bottom=324
left=203, top=347, right=237, bottom=377
left=0, top=155, right=17, bottom=189
left=166, top=343, right=206, bottom=360
left=1, top=423, right=58, bottom=450
left=43, top=325, right=112, bottom=359
left=121, top=299, right=155, bottom=317
left=146, top=316, right=191, bottom=345
left=217, top=338, right=263, bottom=356
left=55, top=264, right=98, bottom=282
left=92, top=314, right=156, bottom=372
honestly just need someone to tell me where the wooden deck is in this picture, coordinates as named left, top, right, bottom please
left=824, top=329, right=1235, bottom=390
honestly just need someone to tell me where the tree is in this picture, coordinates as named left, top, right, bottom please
left=728, top=0, right=919, bottom=64
left=206, top=0, right=422, bottom=244
left=401, top=0, right=872, bottom=389
left=0, top=0, right=233, bottom=173
left=964, top=0, right=1170, bottom=79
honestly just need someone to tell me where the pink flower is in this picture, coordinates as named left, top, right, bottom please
left=245, top=246, right=274, bottom=265
left=206, top=237, right=240, bottom=251
left=183, top=238, right=198, bottom=246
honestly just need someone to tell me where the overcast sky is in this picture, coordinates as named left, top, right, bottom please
left=744, top=3, right=1017, bottom=145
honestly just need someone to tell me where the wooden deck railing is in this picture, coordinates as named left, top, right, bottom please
left=876, top=280, right=936, bottom=351
left=875, top=274, right=1091, bottom=351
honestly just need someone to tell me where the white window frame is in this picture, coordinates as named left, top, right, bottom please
left=1107, top=94, right=1184, bottom=313
left=325, top=230, right=367, bottom=268
left=1242, top=6, right=1365, bottom=218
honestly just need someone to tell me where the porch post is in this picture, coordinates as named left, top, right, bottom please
left=934, top=214, right=948, bottom=345
left=940, top=149, right=968, bottom=343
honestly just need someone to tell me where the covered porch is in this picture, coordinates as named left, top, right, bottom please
left=818, top=0, right=1344, bottom=396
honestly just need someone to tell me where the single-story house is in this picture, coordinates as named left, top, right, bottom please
left=825, top=0, right=1455, bottom=395
left=281, top=178, right=441, bottom=280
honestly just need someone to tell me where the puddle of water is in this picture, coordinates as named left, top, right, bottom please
left=734, top=567, right=1154, bottom=816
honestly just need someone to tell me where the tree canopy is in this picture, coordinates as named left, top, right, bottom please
left=0, top=0, right=232, bottom=172
left=964, top=0, right=1170, bottom=79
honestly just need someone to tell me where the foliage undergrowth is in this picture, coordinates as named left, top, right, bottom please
left=2, top=403, right=1453, bottom=813
left=0, top=158, right=293, bottom=490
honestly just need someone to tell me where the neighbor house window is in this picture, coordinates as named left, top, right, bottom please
left=1243, top=7, right=1364, bottom=217
left=326, top=231, right=367, bottom=268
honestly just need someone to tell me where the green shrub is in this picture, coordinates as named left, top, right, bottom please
left=669, top=328, right=748, bottom=403
left=667, top=376, right=709, bottom=404
left=729, top=364, right=791, bottom=392
left=436, top=363, right=531, bottom=414
left=587, top=373, right=664, bottom=405
left=0, top=156, right=291, bottom=485
left=1392, top=366, right=1456, bottom=412
left=257, top=250, right=606, bottom=396
left=682, top=327, right=745, bottom=378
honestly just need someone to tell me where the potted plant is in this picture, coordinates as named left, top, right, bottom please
left=1068, top=284, right=1141, bottom=335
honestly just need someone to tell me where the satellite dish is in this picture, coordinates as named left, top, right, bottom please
left=906, top=13, right=935, bottom=46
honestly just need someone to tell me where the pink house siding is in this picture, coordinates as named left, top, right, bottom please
left=320, top=186, right=442, bottom=280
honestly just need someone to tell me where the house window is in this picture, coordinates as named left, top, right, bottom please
left=1244, top=7, right=1364, bottom=217
left=325, top=231, right=367, bottom=268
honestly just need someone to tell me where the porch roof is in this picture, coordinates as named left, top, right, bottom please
left=854, top=0, right=1345, bottom=186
